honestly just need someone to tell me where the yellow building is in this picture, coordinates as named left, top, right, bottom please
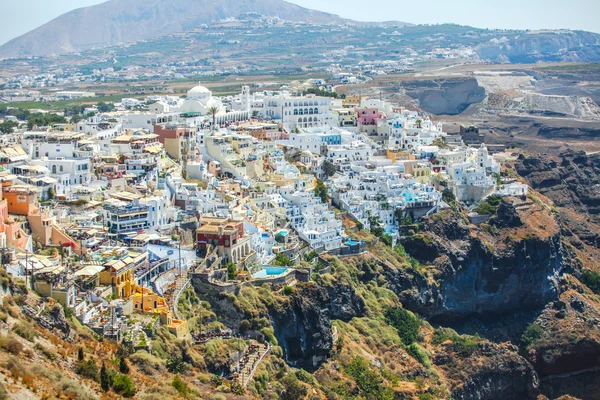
left=99, top=254, right=145, bottom=298
left=387, top=148, right=416, bottom=163
left=98, top=251, right=189, bottom=338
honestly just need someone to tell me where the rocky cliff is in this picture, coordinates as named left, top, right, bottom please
left=516, top=151, right=600, bottom=223
left=390, top=199, right=565, bottom=321
left=401, top=78, right=486, bottom=115
left=269, top=283, right=365, bottom=370
left=477, top=31, right=600, bottom=63
left=437, top=341, right=540, bottom=400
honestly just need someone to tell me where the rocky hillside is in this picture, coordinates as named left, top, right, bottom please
left=0, top=0, right=358, bottom=57
left=402, top=78, right=487, bottom=115
left=477, top=31, right=600, bottom=63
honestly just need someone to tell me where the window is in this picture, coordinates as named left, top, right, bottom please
left=59, top=166, right=63, bottom=172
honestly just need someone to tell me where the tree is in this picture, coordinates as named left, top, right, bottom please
left=78, top=347, right=84, bottom=361
left=314, top=179, right=328, bottom=203
left=97, top=102, right=115, bottom=113
left=227, top=262, right=238, bottom=280
left=208, top=106, right=219, bottom=130
left=273, top=253, right=294, bottom=267
left=47, top=187, right=56, bottom=200
left=0, top=121, right=17, bottom=134
left=442, top=188, right=457, bottom=211
left=322, top=160, right=337, bottom=177
left=100, top=363, right=113, bottom=391
left=119, top=356, right=130, bottom=374
left=113, top=374, right=136, bottom=397
left=368, top=215, right=384, bottom=237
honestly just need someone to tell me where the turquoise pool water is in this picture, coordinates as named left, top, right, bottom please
left=346, top=241, right=358, bottom=246
left=252, top=267, right=289, bottom=279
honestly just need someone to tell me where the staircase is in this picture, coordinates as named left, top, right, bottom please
left=233, top=341, right=271, bottom=388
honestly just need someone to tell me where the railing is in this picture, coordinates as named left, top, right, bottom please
left=242, top=341, right=271, bottom=387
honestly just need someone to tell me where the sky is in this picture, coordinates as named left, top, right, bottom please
left=1, top=0, right=599, bottom=46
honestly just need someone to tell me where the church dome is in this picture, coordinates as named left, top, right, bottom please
left=188, top=83, right=212, bottom=100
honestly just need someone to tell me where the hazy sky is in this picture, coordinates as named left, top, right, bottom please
left=1, top=0, right=599, bottom=46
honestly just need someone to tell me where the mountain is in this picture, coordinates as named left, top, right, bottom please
left=0, top=0, right=386, bottom=58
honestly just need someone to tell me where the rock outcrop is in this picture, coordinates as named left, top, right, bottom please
left=516, top=151, right=600, bottom=223
left=436, top=341, right=540, bottom=400
left=270, top=283, right=365, bottom=370
left=390, top=200, right=565, bottom=320
left=401, top=78, right=486, bottom=115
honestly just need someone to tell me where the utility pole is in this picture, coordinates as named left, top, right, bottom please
left=25, top=250, right=28, bottom=290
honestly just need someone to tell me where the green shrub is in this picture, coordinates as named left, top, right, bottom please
left=172, top=375, right=188, bottom=394
left=273, top=253, right=294, bottom=267
left=406, top=343, right=431, bottom=367
left=432, top=328, right=482, bottom=356
left=166, top=356, right=186, bottom=374
left=385, top=308, right=420, bottom=345
left=280, top=374, right=307, bottom=400
left=76, top=359, right=98, bottom=380
left=282, top=286, right=295, bottom=296
left=295, top=368, right=317, bottom=385
left=521, top=323, right=544, bottom=348
left=581, top=269, right=600, bottom=295
left=345, top=357, right=393, bottom=400
left=113, top=374, right=136, bottom=397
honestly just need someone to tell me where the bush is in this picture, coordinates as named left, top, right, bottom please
left=0, top=334, right=23, bottom=355
left=34, top=342, right=57, bottom=361
left=113, top=374, right=137, bottom=397
left=166, top=356, right=186, bottom=374
left=381, top=234, right=393, bottom=247
left=13, top=322, right=36, bottom=341
left=345, top=357, right=393, bottom=400
left=521, top=323, right=544, bottom=348
left=76, top=359, right=98, bottom=380
left=280, top=374, right=307, bottom=400
left=295, top=369, right=317, bottom=385
left=385, top=308, right=420, bottom=345
left=282, top=286, right=295, bottom=296
left=432, top=328, right=481, bottom=356
left=581, top=269, right=600, bottom=295
left=230, top=381, right=244, bottom=395
left=406, top=343, right=431, bottom=367
left=172, top=375, right=188, bottom=394
left=130, top=350, right=165, bottom=374
left=273, top=253, right=294, bottom=267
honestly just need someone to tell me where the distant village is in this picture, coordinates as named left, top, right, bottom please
left=0, top=80, right=527, bottom=347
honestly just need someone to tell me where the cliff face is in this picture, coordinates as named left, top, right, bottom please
left=436, top=341, right=540, bottom=400
left=392, top=199, right=565, bottom=321
left=270, top=283, right=366, bottom=371
left=402, top=78, right=486, bottom=115
left=516, top=151, right=600, bottom=223
left=526, top=289, right=600, bottom=377
left=477, top=31, right=600, bottom=63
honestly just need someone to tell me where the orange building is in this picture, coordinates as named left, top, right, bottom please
left=3, top=185, right=39, bottom=216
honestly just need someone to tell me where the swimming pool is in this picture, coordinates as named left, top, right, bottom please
left=252, top=267, right=289, bottom=279
left=346, top=241, right=359, bottom=246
